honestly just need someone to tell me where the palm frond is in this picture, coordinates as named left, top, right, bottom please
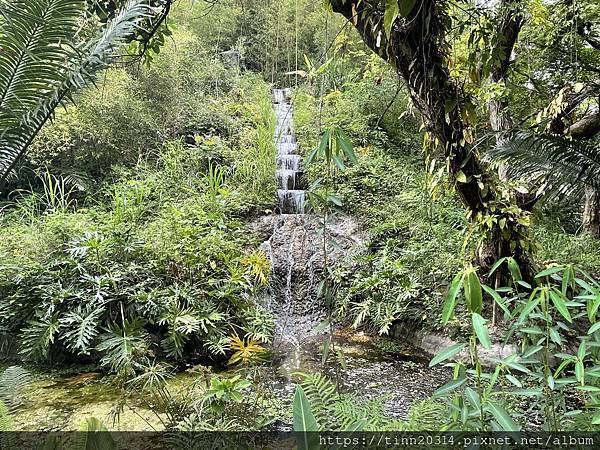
left=0, top=0, right=154, bottom=187
left=487, top=132, right=600, bottom=199
left=0, top=0, right=85, bottom=181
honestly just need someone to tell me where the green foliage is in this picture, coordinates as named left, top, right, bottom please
left=202, top=375, right=252, bottom=415
left=295, top=372, right=387, bottom=431
left=0, top=72, right=276, bottom=368
left=487, top=132, right=600, bottom=200
left=0, top=0, right=156, bottom=187
left=431, top=263, right=600, bottom=431
left=0, top=366, right=32, bottom=415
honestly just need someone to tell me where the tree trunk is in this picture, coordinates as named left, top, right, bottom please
left=329, top=0, right=534, bottom=279
left=583, top=185, right=600, bottom=237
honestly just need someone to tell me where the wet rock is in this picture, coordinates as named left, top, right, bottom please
left=252, top=213, right=366, bottom=345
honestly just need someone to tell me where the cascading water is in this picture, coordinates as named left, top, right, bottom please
left=273, top=88, right=306, bottom=214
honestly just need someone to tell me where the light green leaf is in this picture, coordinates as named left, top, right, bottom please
left=433, top=377, right=467, bottom=398
left=482, top=284, right=510, bottom=318
left=429, top=343, right=464, bottom=367
left=442, top=272, right=464, bottom=324
left=517, top=298, right=540, bottom=325
left=336, top=130, right=357, bottom=163
left=293, top=385, right=319, bottom=433
left=535, top=266, right=565, bottom=278
left=472, top=313, right=491, bottom=349
left=549, top=289, right=572, bottom=323
left=455, top=170, right=467, bottom=183
left=588, top=322, right=600, bottom=335
left=464, top=270, right=483, bottom=314
left=487, top=402, right=520, bottom=431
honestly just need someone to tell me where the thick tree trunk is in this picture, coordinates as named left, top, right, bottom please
left=329, top=0, right=534, bottom=279
left=583, top=186, right=600, bottom=237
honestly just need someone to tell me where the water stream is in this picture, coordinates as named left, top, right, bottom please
left=274, top=88, right=306, bottom=214
left=7, top=90, right=449, bottom=432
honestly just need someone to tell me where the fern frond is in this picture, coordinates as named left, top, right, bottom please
left=0, top=366, right=32, bottom=415
left=487, top=132, right=600, bottom=200
left=296, top=372, right=339, bottom=428
left=0, top=400, right=13, bottom=432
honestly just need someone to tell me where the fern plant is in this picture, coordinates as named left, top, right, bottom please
left=0, top=366, right=32, bottom=415
left=295, top=372, right=388, bottom=430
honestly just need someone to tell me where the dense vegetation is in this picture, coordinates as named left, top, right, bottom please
left=0, top=0, right=599, bottom=442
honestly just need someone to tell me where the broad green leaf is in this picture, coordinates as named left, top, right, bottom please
left=554, top=358, right=574, bottom=377
left=588, top=321, right=600, bottom=335
left=336, top=130, right=357, bottom=163
left=522, top=345, right=543, bottom=358
left=464, top=270, right=483, bottom=314
left=576, top=385, right=600, bottom=392
left=487, top=402, right=520, bottom=431
left=482, top=284, right=510, bottom=318
left=508, top=388, right=543, bottom=396
left=472, top=313, right=491, bottom=349
left=293, top=385, right=319, bottom=434
left=549, top=289, right=572, bottom=323
left=464, top=386, right=480, bottom=410
left=429, top=343, right=464, bottom=367
left=455, top=170, right=467, bottom=183
left=331, top=154, right=346, bottom=171
left=383, top=0, right=399, bottom=37
left=535, top=266, right=564, bottom=278
left=578, top=340, right=587, bottom=361
left=433, top=377, right=466, bottom=398
left=442, top=272, right=464, bottom=324
left=488, top=257, right=507, bottom=277
left=505, top=374, right=522, bottom=387
left=507, top=257, right=522, bottom=283
left=517, top=298, right=540, bottom=325
left=562, top=265, right=573, bottom=296
left=575, top=361, right=584, bottom=385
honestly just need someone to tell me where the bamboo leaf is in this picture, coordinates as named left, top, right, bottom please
left=472, top=313, right=491, bottom=349
left=429, top=343, right=464, bottom=367
left=549, top=289, right=572, bottom=323
left=482, top=284, right=510, bottom=318
left=442, top=273, right=464, bottom=324
left=336, top=129, right=357, bottom=163
left=464, top=270, right=482, bottom=314
left=487, top=402, right=520, bottom=431
left=432, top=377, right=466, bottom=398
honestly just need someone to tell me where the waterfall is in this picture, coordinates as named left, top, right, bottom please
left=273, top=88, right=306, bottom=214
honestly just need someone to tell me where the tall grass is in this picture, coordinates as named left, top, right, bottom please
left=233, top=84, right=276, bottom=207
